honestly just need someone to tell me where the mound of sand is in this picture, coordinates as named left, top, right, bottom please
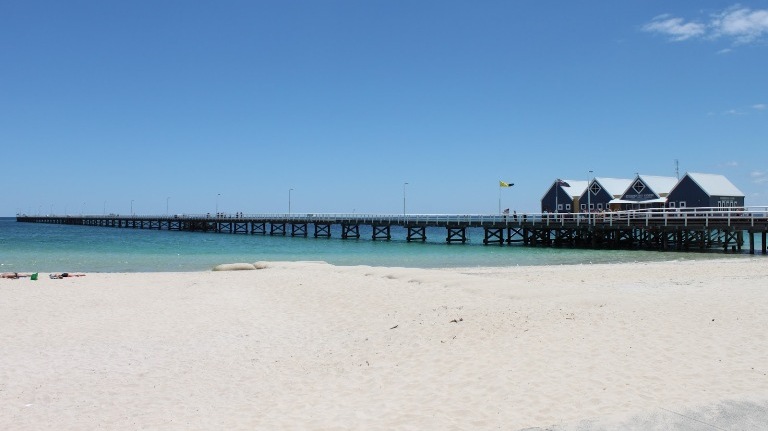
left=212, top=263, right=256, bottom=271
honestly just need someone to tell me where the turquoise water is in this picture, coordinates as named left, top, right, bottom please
left=0, top=217, right=756, bottom=273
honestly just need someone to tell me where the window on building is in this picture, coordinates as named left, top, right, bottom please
left=590, top=183, right=601, bottom=195
left=589, top=204, right=594, bottom=210
left=557, top=204, right=563, bottom=211
left=679, top=201, right=686, bottom=208
left=581, top=204, right=586, bottom=210
left=565, top=204, right=571, bottom=210
left=669, top=202, right=675, bottom=208
left=597, top=203, right=603, bottom=210
left=632, top=180, right=645, bottom=194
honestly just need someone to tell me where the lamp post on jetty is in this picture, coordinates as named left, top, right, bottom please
left=587, top=170, right=593, bottom=225
left=288, top=188, right=293, bottom=215
left=403, top=182, right=409, bottom=216
left=216, top=193, right=221, bottom=216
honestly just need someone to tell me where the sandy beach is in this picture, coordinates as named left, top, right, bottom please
left=2, top=258, right=767, bottom=430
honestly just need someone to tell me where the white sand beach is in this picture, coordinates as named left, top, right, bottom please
left=1, top=259, right=767, bottom=430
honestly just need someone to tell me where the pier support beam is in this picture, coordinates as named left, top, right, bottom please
left=234, top=222, right=249, bottom=234
left=251, top=222, right=266, bottom=235
left=721, top=230, right=742, bottom=253
left=314, top=223, right=331, bottom=238
left=406, top=226, right=426, bottom=242
left=506, top=227, right=524, bottom=244
left=553, top=228, right=574, bottom=247
left=341, top=224, right=360, bottom=239
left=446, top=226, right=467, bottom=244
left=291, top=223, right=308, bottom=237
left=372, top=225, right=391, bottom=241
left=528, top=228, right=552, bottom=246
left=483, top=228, right=504, bottom=245
left=270, top=223, right=286, bottom=236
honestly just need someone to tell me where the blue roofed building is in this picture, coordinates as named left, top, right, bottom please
left=579, top=177, right=633, bottom=212
left=612, top=174, right=678, bottom=210
left=666, top=173, right=745, bottom=209
left=541, top=179, right=588, bottom=213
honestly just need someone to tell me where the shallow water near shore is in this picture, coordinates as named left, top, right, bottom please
left=0, top=217, right=757, bottom=272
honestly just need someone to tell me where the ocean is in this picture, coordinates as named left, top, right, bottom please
left=0, top=217, right=755, bottom=273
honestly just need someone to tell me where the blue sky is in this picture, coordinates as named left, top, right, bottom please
left=2, top=1, right=767, bottom=216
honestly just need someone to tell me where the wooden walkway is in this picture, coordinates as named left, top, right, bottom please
left=16, top=207, right=768, bottom=254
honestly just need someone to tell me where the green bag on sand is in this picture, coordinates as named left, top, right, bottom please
left=30, top=273, right=38, bottom=281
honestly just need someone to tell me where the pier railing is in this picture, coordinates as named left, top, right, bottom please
left=15, top=206, right=768, bottom=228
left=16, top=206, right=768, bottom=253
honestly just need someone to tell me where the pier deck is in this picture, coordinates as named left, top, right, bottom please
left=16, top=207, right=768, bottom=254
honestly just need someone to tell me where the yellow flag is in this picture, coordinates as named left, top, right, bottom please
left=499, top=180, right=513, bottom=187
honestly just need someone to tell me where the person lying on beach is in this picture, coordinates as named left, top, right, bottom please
left=1, top=272, right=32, bottom=279
left=49, top=273, right=86, bottom=279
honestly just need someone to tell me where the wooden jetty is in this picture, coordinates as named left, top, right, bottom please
left=15, top=207, right=768, bottom=254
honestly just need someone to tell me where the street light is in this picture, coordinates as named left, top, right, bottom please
left=216, top=193, right=221, bottom=216
left=288, top=188, right=294, bottom=215
left=587, top=170, right=593, bottom=224
left=403, top=182, right=409, bottom=216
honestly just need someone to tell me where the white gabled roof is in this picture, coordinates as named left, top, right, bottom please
left=594, top=177, right=633, bottom=197
left=541, top=179, right=588, bottom=201
left=687, top=172, right=744, bottom=196
left=561, top=180, right=588, bottom=198
left=638, top=175, right=678, bottom=195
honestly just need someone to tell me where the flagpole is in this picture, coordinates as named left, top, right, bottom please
left=498, top=185, right=501, bottom=215
left=498, top=181, right=513, bottom=215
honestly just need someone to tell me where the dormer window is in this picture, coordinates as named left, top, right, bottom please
left=632, top=180, right=645, bottom=194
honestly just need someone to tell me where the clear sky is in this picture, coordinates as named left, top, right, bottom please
left=2, top=1, right=767, bottom=216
